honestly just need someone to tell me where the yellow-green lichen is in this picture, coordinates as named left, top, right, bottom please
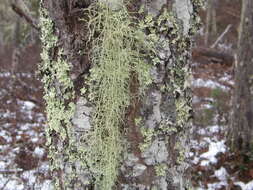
left=39, top=6, right=76, bottom=189
left=175, top=98, right=191, bottom=127
left=83, top=2, right=154, bottom=189
left=134, top=117, right=142, bottom=126
left=155, top=164, right=168, bottom=177
left=139, top=128, right=155, bottom=152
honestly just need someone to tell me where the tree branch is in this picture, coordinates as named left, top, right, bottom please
left=11, top=3, right=39, bottom=31
left=192, top=47, right=234, bottom=66
left=211, top=24, right=232, bottom=48
left=0, top=170, right=23, bottom=174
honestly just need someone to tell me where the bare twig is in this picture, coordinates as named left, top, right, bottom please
left=11, top=3, right=39, bottom=31
left=0, top=170, right=23, bottom=174
left=0, top=179, right=10, bottom=190
left=211, top=24, right=232, bottom=48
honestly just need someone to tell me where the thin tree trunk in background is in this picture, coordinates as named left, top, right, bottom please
left=204, top=0, right=217, bottom=46
left=39, top=0, right=202, bottom=189
left=211, top=0, right=217, bottom=35
left=205, top=0, right=211, bottom=45
left=0, top=31, right=3, bottom=51
left=229, top=0, right=253, bottom=151
left=11, top=17, right=21, bottom=74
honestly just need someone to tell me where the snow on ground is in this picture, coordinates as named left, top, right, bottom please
left=219, top=73, right=234, bottom=86
left=214, top=167, right=228, bottom=181
left=197, top=125, right=222, bottom=136
left=0, top=72, right=11, bottom=77
left=200, top=140, right=227, bottom=166
left=0, top=71, right=52, bottom=189
left=192, top=78, right=230, bottom=91
left=235, top=180, right=253, bottom=190
left=33, top=147, right=45, bottom=158
left=1, top=180, right=24, bottom=190
left=195, top=167, right=230, bottom=190
left=18, top=100, right=36, bottom=110
left=190, top=63, right=237, bottom=190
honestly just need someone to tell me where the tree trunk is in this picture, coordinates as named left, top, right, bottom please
left=39, top=0, right=202, bottom=189
left=204, top=0, right=217, bottom=46
left=229, top=0, right=253, bottom=151
left=11, top=17, right=21, bottom=74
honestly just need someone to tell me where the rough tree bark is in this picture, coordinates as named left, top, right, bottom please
left=229, top=0, right=253, bottom=152
left=39, top=0, right=202, bottom=189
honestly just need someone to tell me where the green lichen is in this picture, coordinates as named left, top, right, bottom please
left=159, top=120, right=178, bottom=134
left=154, top=164, right=167, bottom=177
left=139, top=128, right=155, bottom=152
left=134, top=117, right=142, bottom=126
left=190, top=0, right=204, bottom=35
left=84, top=2, right=154, bottom=189
left=39, top=6, right=76, bottom=189
left=134, top=117, right=155, bottom=152
left=175, top=98, right=191, bottom=128
left=138, top=7, right=193, bottom=156
left=172, top=0, right=203, bottom=164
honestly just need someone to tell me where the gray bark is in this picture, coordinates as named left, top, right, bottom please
left=11, top=17, right=21, bottom=74
left=229, top=0, right=253, bottom=151
left=204, top=0, right=217, bottom=46
left=39, top=0, right=202, bottom=189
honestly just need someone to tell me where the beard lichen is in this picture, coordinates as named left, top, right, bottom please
left=39, top=1, right=154, bottom=189
left=83, top=2, right=154, bottom=189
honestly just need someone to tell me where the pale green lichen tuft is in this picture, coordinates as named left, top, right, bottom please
left=139, top=128, right=155, bottom=152
left=155, top=164, right=168, bottom=177
left=84, top=2, right=155, bottom=189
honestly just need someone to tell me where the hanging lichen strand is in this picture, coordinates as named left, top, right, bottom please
left=84, top=3, right=153, bottom=189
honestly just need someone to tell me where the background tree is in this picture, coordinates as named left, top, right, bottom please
left=39, top=0, right=202, bottom=189
left=0, top=0, right=39, bottom=73
left=0, top=0, right=39, bottom=46
left=229, top=0, right=253, bottom=152
left=204, top=0, right=217, bottom=45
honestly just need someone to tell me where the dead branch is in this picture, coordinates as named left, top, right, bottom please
left=11, top=3, right=39, bottom=31
left=0, top=170, right=23, bottom=174
left=211, top=24, right=232, bottom=48
left=192, top=47, right=234, bottom=66
left=0, top=179, right=10, bottom=190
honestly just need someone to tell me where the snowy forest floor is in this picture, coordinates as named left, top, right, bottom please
left=0, top=44, right=253, bottom=190
left=0, top=45, right=52, bottom=189
left=190, top=56, right=253, bottom=190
